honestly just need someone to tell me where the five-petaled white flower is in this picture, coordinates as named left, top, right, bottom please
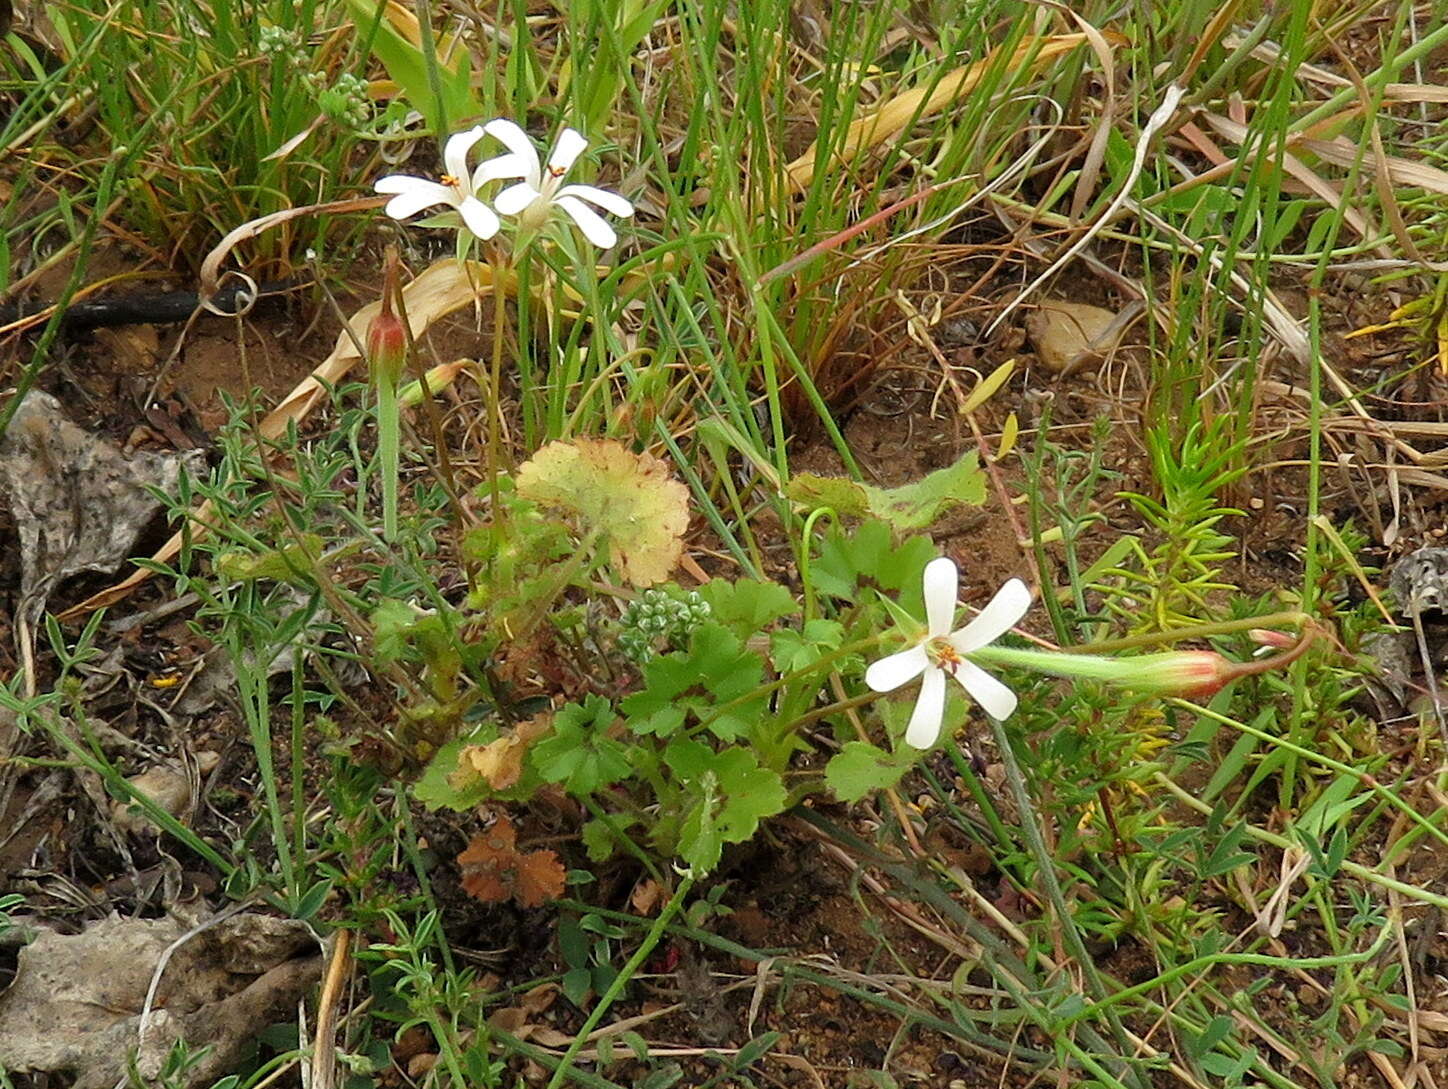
left=476, top=119, right=635, bottom=248
left=866, top=558, right=1032, bottom=749
left=375, top=126, right=501, bottom=241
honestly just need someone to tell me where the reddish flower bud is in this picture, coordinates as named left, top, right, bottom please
left=368, top=250, right=408, bottom=389
left=1124, top=650, right=1234, bottom=698
left=1248, top=628, right=1295, bottom=650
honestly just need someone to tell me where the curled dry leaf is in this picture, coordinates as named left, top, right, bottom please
left=521, top=982, right=559, bottom=1015
left=516, top=439, right=690, bottom=587
left=630, top=877, right=663, bottom=915
left=529, top=1026, right=575, bottom=1048
left=457, top=815, right=566, bottom=908
left=486, top=984, right=559, bottom=1044
left=450, top=713, right=551, bottom=793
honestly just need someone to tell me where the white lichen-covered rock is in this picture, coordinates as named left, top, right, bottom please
left=0, top=911, right=318, bottom=1088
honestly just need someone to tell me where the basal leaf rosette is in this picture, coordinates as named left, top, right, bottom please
left=516, top=439, right=690, bottom=587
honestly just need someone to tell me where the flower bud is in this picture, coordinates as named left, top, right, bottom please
left=1115, top=650, right=1234, bottom=698
left=1248, top=628, right=1295, bottom=650
left=398, top=360, right=468, bottom=408
left=368, top=251, right=408, bottom=389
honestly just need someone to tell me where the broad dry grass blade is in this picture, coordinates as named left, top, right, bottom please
left=783, top=32, right=1124, bottom=194
left=261, top=259, right=510, bottom=436
left=1197, top=111, right=1384, bottom=249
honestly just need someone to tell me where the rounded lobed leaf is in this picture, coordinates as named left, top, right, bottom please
left=517, top=439, right=690, bottom=587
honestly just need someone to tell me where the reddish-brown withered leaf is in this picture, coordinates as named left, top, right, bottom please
left=513, top=851, right=567, bottom=908
left=457, top=815, right=565, bottom=908
left=459, top=816, right=518, bottom=862
left=460, top=867, right=510, bottom=903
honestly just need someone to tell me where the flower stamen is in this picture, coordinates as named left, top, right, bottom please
left=477, top=119, right=634, bottom=248
left=926, top=637, right=964, bottom=671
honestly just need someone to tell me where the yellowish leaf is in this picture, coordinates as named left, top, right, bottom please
left=450, top=714, right=551, bottom=792
left=997, top=412, right=1019, bottom=460
left=962, top=358, right=1015, bottom=413
left=517, top=439, right=690, bottom=587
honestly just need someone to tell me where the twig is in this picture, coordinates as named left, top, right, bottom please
left=309, top=928, right=352, bottom=1089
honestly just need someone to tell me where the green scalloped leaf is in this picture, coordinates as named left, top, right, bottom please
left=825, top=741, right=913, bottom=802
left=787, top=450, right=986, bottom=531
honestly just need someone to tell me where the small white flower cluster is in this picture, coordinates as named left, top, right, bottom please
left=257, top=25, right=303, bottom=61
left=319, top=73, right=371, bottom=130
left=375, top=120, right=634, bottom=248
left=619, top=589, right=712, bottom=662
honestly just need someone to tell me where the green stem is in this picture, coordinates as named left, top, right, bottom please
left=1059, top=610, right=1310, bottom=654
left=1059, top=931, right=1389, bottom=1028
left=411, top=0, right=450, bottom=138
left=486, top=253, right=510, bottom=516
left=985, top=714, right=1146, bottom=1088
left=797, top=506, right=836, bottom=622
left=545, top=875, right=695, bottom=1089
left=1166, top=703, right=1448, bottom=854
left=970, top=644, right=1191, bottom=683
left=377, top=375, right=400, bottom=541
left=696, top=634, right=883, bottom=737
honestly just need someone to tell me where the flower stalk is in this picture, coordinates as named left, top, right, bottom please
left=968, top=621, right=1320, bottom=698
left=368, top=249, right=408, bottom=541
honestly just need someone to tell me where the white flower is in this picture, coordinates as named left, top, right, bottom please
left=374, top=126, right=501, bottom=241
left=476, top=119, right=634, bottom=248
left=865, top=558, right=1031, bottom=749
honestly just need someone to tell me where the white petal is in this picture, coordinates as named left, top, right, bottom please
left=380, top=180, right=458, bottom=219
left=494, top=181, right=542, bottom=216
left=484, top=118, right=542, bottom=187
left=905, top=667, right=947, bottom=748
left=949, top=578, right=1032, bottom=653
left=472, top=152, right=530, bottom=188
left=556, top=183, right=634, bottom=218
left=922, top=557, right=959, bottom=637
left=375, top=173, right=430, bottom=194
left=865, top=645, right=928, bottom=693
left=443, top=126, right=485, bottom=186
left=458, top=196, right=500, bottom=240
left=548, top=128, right=589, bottom=174
left=952, top=660, right=1018, bottom=720
left=555, top=194, right=617, bottom=247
